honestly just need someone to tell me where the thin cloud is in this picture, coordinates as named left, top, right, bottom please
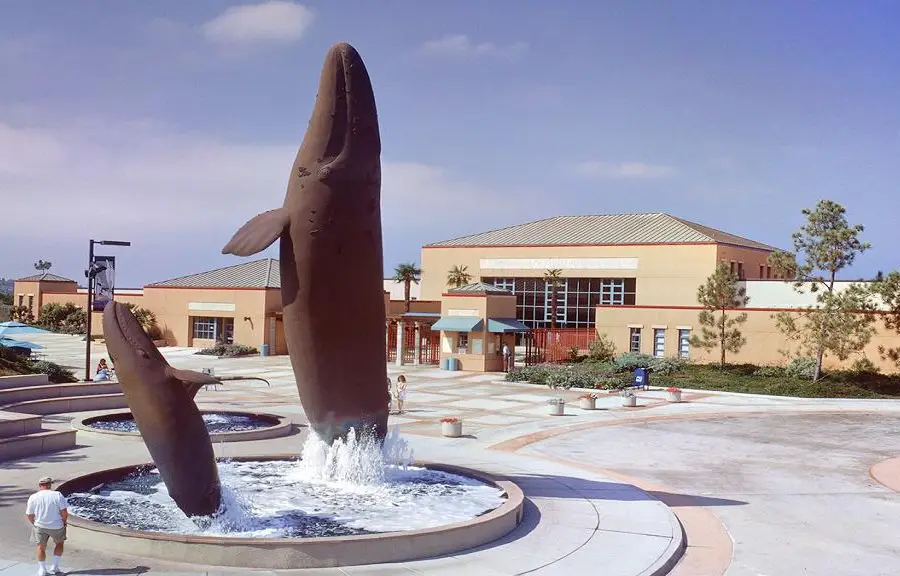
left=200, top=1, right=315, bottom=45
left=573, top=161, right=676, bottom=180
left=419, top=34, right=528, bottom=61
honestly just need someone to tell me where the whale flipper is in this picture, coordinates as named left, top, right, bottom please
left=166, top=367, right=222, bottom=399
left=222, top=208, right=290, bottom=256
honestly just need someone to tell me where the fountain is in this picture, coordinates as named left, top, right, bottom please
left=59, top=41, right=524, bottom=569
left=75, top=410, right=293, bottom=442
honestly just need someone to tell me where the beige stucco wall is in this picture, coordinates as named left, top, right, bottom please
left=595, top=305, right=900, bottom=373
left=13, top=280, right=78, bottom=317
left=715, top=245, right=777, bottom=279
left=421, top=244, right=729, bottom=306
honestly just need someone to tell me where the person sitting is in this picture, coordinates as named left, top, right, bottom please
left=92, top=359, right=111, bottom=382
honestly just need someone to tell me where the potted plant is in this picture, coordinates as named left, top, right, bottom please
left=579, top=393, right=597, bottom=410
left=666, top=386, right=683, bottom=403
left=547, top=397, right=566, bottom=416
left=440, top=417, right=463, bottom=437
left=620, top=388, right=637, bottom=407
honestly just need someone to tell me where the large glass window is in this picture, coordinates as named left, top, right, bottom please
left=482, top=276, right=636, bottom=329
left=192, top=317, right=217, bottom=340
left=653, top=329, right=666, bottom=357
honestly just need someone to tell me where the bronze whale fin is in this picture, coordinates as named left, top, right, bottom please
left=222, top=207, right=290, bottom=257
left=166, top=367, right=222, bottom=399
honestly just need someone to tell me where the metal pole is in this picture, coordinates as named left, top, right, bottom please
left=84, top=239, right=94, bottom=382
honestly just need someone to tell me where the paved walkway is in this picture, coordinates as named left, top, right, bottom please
left=3, top=333, right=900, bottom=575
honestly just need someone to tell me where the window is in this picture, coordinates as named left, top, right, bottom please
left=737, top=262, right=745, bottom=280
left=482, top=276, right=637, bottom=330
left=678, top=329, right=691, bottom=359
left=730, top=261, right=736, bottom=275
left=457, top=333, right=469, bottom=354
left=17, top=294, right=23, bottom=307
left=759, top=265, right=764, bottom=278
left=766, top=266, right=772, bottom=279
left=192, top=317, right=217, bottom=340
left=629, top=328, right=641, bottom=353
left=223, top=320, right=235, bottom=344
left=27, top=295, right=34, bottom=311
left=653, top=329, right=666, bottom=357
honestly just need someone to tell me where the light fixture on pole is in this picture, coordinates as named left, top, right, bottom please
left=84, top=239, right=131, bottom=382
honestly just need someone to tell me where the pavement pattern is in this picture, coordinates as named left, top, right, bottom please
left=1, top=333, right=900, bottom=575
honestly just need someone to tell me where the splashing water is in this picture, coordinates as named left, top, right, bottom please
left=66, top=427, right=505, bottom=538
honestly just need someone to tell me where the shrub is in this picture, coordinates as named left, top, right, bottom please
left=850, top=357, right=880, bottom=374
left=753, top=365, right=786, bottom=378
left=28, top=360, right=77, bottom=383
left=648, top=357, right=686, bottom=376
left=785, top=357, right=817, bottom=380
left=588, top=333, right=617, bottom=362
left=613, top=352, right=657, bottom=372
left=196, top=343, right=258, bottom=358
left=36, top=303, right=85, bottom=334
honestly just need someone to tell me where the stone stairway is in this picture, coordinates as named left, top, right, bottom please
left=0, top=373, right=120, bottom=462
left=0, top=374, right=127, bottom=415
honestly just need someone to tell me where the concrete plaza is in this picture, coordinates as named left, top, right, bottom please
left=2, top=333, right=900, bottom=575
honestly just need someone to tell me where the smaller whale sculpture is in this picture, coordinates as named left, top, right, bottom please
left=102, top=301, right=223, bottom=517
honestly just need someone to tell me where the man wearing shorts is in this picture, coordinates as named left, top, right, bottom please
left=25, top=476, right=68, bottom=575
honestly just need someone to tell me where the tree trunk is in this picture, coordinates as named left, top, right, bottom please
left=719, top=308, right=726, bottom=368
left=404, top=280, right=411, bottom=313
left=813, top=270, right=837, bottom=382
left=550, top=289, right=557, bottom=331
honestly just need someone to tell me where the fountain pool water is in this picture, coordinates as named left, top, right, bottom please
left=65, top=428, right=508, bottom=538
left=83, top=411, right=276, bottom=434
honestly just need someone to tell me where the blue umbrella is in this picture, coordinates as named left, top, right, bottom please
left=0, top=337, right=45, bottom=350
left=0, top=322, right=50, bottom=337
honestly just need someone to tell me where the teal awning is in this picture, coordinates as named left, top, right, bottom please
left=431, top=317, right=484, bottom=332
left=487, top=318, right=531, bottom=333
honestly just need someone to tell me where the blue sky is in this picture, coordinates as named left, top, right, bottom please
left=1, top=0, right=897, bottom=286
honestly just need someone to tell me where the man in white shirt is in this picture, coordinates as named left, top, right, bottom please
left=25, top=476, right=68, bottom=576
left=501, top=343, right=512, bottom=372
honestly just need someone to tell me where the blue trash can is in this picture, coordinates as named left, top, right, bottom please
left=440, top=358, right=450, bottom=370
left=448, top=357, right=459, bottom=372
left=260, top=344, right=269, bottom=357
left=633, top=367, right=649, bottom=389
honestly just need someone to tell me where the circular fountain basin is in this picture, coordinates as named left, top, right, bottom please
left=74, top=410, right=293, bottom=442
left=57, top=456, right=524, bottom=569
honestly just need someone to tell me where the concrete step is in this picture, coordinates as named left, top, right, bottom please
left=0, top=382, right=121, bottom=405
left=0, top=429, right=77, bottom=462
left=0, top=412, right=43, bottom=439
left=0, top=374, right=51, bottom=390
left=1, top=393, right=128, bottom=415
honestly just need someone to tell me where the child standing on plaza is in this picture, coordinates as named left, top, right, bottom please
left=395, top=375, right=408, bottom=414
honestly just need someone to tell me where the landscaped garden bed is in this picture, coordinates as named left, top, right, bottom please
left=506, top=352, right=900, bottom=399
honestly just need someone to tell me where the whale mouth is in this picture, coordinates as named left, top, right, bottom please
left=302, top=42, right=380, bottom=170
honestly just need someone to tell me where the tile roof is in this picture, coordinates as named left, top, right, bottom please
left=447, top=282, right=513, bottom=295
left=16, top=272, right=76, bottom=282
left=425, top=213, right=778, bottom=251
left=148, top=258, right=280, bottom=289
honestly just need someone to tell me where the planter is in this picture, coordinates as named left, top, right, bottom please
left=441, top=420, right=463, bottom=438
left=548, top=402, right=565, bottom=416
left=621, top=396, right=637, bottom=408
left=666, top=391, right=682, bottom=403
left=579, top=398, right=597, bottom=410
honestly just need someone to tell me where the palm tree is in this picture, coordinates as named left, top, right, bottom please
left=393, top=263, right=422, bottom=313
left=446, top=265, right=472, bottom=288
left=543, top=268, right=564, bottom=331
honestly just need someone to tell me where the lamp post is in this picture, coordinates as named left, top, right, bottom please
left=84, top=239, right=131, bottom=382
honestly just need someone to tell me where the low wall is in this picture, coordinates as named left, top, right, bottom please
left=0, top=374, right=50, bottom=390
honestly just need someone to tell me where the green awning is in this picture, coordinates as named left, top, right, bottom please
left=487, top=318, right=531, bottom=333
left=431, top=317, right=484, bottom=332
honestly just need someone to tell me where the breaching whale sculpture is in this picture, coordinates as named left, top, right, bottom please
left=102, top=301, right=223, bottom=516
left=222, top=42, right=388, bottom=443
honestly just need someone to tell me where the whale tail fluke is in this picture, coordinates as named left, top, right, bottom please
left=166, top=367, right=223, bottom=399
left=222, top=208, right=290, bottom=256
